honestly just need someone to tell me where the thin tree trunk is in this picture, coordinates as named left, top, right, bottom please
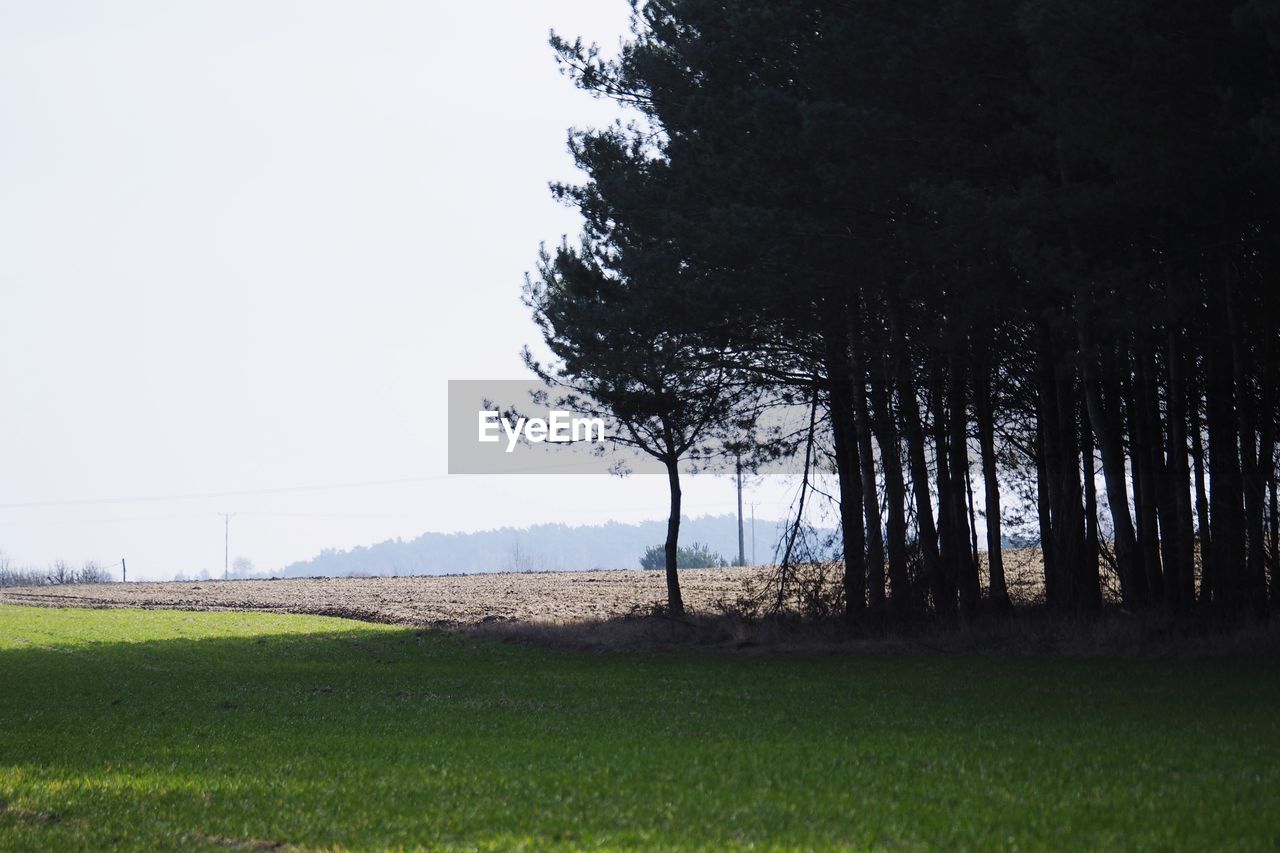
left=825, top=329, right=866, bottom=617
left=1165, top=327, right=1197, bottom=610
left=1263, top=288, right=1279, bottom=610
left=1227, top=281, right=1267, bottom=612
left=1053, top=349, right=1091, bottom=610
left=1129, top=344, right=1164, bottom=601
left=1260, top=321, right=1279, bottom=610
left=949, top=354, right=980, bottom=612
left=975, top=357, right=1010, bottom=608
left=870, top=355, right=910, bottom=611
left=1264, top=458, right=1274, bottom=604
left=663, top=454, right=685, bottom=618
left=899, top=357, right=944, bottom=612
left=1079, top=330, right=1144, bottom=608
left=1207, top=315, right=1245, bottom=612
left=1190, top=368, right=1213, bottom=602
left=1034, top=409, right=1055, bottom=605
left=1137, top=339, right=1178, bottom=609
left=964, top=455, right=981, bottom=580
left=931, top=357, right=961, bottom=612
left=852, top=337, right=886, bottom=610
left=1080, top=395, right=1102, bottom=607
left=1036, top=333, right=1063, bottom=607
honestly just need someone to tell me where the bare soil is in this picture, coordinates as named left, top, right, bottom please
left=4, top=559, right=1271, bottom=658
left=0, top=550, right=1054, bottom=628
left=0, top=568, right=773, bottom=626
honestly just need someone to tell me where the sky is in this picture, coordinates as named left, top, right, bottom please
left=0, top=1, right=800, bottom=580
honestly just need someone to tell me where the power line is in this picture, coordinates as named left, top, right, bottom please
left=0, top=512, right=216, bottom=527
left=0, top=510, right=446, bottom=527
left=0, top=456, right=661, bottom=511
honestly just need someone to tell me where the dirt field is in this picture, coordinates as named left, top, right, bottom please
left=0, top=551, right=1053, bottom=628
left=0, top=568, right=776, bottom=626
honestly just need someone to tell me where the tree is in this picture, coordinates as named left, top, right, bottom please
left=543, top=0, right=1280, bottom=622
left=640, top=542, right=726, bottom=570
left=525, top=237, right=761, bottom=617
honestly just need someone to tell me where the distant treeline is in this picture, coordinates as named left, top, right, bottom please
left=529, top=1, right=1280, bottom=617
left=281, top=515, right=807, bottom=578
left=0, top=558, right=113, bottom=588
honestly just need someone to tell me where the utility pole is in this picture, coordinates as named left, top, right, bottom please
left=121, top=558, right=127, bottom=583
left=221, top=513, right=233, bottom=580
left=751, top=503, right=757, bottom=566
left=736, top=454, right=745, bottom=567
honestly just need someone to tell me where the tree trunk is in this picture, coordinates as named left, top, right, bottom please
left=1054, top=350, right=1092, bottom=611
left=1263, top=292, right=1279, bottom=611
left=1035, top=410, right=1056, bottom=605
left=870, top=353, right=910, bottom=611
left=852, top=338, right=886, bottom=610
left=931, top=357, right=962, bottom=613
left=899, top=357, right=943, bottom=612
left=825, top=329, right=867, bottom=617
left=1137, top=340, right=1178, bottom=609
left=1206, top=314, right=1245, bottom=612
left=1128, top=345, right=1164, bottom=602
left=1079, top=330, right=1144, bottom=608
left=663, top=455, right=685, bottom=618
left=1080, top=395, right=1101, bottom=607
left=964, top=452, right=981, bottom=582
left=1042, top=324, right=1089, bottom=610
left=951, top=359, right=980, bottom=612
left=974, top=356, right=1010, bottom=609
left=1165, top=327, right=1197, bottom=611
left=1189, top=377, right=1212, bottom=602
left=1227, top=281, right=1267, bottom=613
left=1264, top=466, right=1274, bottom=604
left=1260, top=322, right=1278, bottom=610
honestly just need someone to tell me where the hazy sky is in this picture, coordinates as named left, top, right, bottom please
left=0, top=1, right=798, bottom=579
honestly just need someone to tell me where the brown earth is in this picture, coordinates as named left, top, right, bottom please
left=0, top=551, right=1054, bottom=628
left=0, top=568, right=776, bottom=626
left=6, top=559, right=1266, bottom=658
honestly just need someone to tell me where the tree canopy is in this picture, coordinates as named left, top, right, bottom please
left=533, top=0, right=1280, bottom=619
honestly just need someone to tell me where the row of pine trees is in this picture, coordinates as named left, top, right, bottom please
left=528, top=0, right=1280, bottom=618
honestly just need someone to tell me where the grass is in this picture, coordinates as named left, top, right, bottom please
left=0, top=606, right=1277, bottom=850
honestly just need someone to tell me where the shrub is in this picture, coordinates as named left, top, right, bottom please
left=0, top=556, right=113, bottom=588
left=639, top=542, right=727, bottom=570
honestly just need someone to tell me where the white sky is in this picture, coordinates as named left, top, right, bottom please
left=0, top=1, right=797, bottom=579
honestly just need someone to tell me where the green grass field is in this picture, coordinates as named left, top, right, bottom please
left=0, top=606, right=1277, bottom=850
